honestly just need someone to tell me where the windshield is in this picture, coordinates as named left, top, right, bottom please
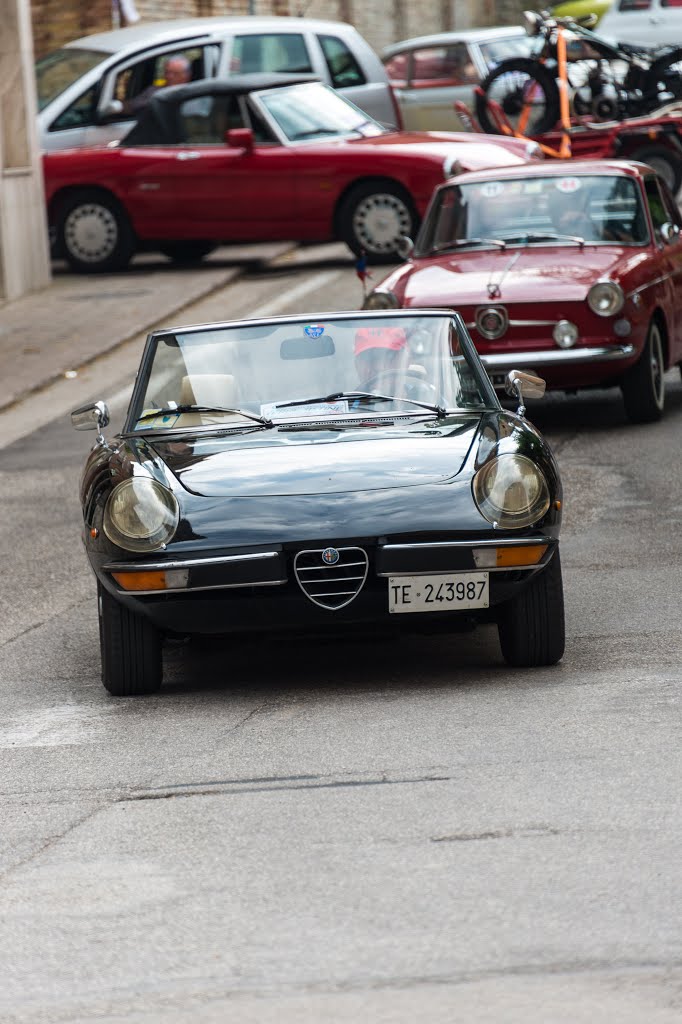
left=128, top=314, right=495, bottom=432
left=417, top=174, right=650, bottom=254
left=256, top=82, right=384, bottom=142
left=35, top=47, right=108, bottom=111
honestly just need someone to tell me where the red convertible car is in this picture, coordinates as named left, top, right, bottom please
left=363, top=159, right=682, bottom=422
left=43, top=74, right=539, bottom=272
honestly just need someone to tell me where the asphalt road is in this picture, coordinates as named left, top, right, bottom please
left=0, top=250, right=681, bottom=1023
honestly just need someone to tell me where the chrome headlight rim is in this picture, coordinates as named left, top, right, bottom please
left=362, top=289, right=399, bottom=311
left=473, top=453, right=551, bottom=529
left=587, top=280, right=624, bottom=318
left=552, top=319, right=579, bottom=349
left=103, top=477, right=179, bottom=553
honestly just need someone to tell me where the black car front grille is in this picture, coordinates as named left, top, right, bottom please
left=293, top=546, right=369, bottom=610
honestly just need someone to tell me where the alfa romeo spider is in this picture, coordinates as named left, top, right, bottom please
left=72, top=309, right=564, bottom=695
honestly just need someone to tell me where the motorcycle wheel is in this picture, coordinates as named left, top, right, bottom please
left=644, top=48, right=682, bottom=105
left=476, top=57, right=560, bottom=137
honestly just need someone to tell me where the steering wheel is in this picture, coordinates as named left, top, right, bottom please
left=363, top=369, right=437, bottom=403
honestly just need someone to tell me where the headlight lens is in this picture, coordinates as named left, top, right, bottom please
left=587, top=281, right=624, bottom=317
left=103, top=477, right=179, bottom=552
left=473, top=454, right=550, bottom=529
left=552, top=319, right=578, bottom=349
left=362, top=290, right=399, bottom=310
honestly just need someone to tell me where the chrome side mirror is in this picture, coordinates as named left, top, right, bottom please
left=71, top=401, right=110, bottom=443
left=396, top=235, right=414, bottom=260
left=504, top=369, right=546, bottom=417
left=660, top=221, right=680, bottom=245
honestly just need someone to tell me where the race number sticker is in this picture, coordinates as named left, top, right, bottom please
left=304, top=324, right=325, bottom=338
left=555, top=176, right=581, bottom=194
left=480, top=181, right=505, bottom=198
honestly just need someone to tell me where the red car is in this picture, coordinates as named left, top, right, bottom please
left=363, top=159, right=682, bottom=422
left=43, top=74, right=539, bottom=273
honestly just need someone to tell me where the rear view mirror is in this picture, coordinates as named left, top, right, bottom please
left=280, top=335, right=336, bottom=360
left=504, top=369, right=546, bottom=416
left=226, top=128, right=254, bottom=154
left=661, top=221, right=680, bottom=244
left=71, top=400, right=110, bottom=433
left=99, top=99, right=123, bottom=121
left=397, top=235, right=414, bottom=260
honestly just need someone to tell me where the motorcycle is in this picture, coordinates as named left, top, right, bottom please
left=476, top=9, right=682, bottom=136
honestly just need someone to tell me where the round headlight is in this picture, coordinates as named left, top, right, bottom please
left=362, top=290, right=399, bottom=311
left=587, top=281, right=624, bottom=317
left=473, top=454, right=550, bottom=529
left=552, top=319, right=578, bottom=349
left=103, top=477, right=179, bottom=552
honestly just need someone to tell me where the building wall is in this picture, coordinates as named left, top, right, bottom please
left=0, top=0, right=50, bottom=303
left=31, top=0, right=511, bottom=60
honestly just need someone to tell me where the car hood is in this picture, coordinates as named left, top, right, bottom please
left=396, top=245, right=642, bottom=305
left=347, top=131, right=529, bottom=166
left=148, top=419, right=481, bottom=497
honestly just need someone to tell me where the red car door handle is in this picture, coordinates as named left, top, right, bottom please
left=176, top=151, right=201, bottom=160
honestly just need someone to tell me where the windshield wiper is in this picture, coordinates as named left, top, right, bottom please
left=136, top=405, right=273, bottom=427
left=273, top=391, right=447, bottom=418
left=290, top=128, right=340, bottom=139
left=428, top=237, right=507, bottom=255
left=512, top=232, right=585, bottom=248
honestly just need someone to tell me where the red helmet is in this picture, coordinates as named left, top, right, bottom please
left=354, top=326, right=407, bottom=356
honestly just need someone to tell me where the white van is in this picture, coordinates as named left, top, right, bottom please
left=36, top=16, right=401, bottom=152
left=598, top=0, right=682, bottom=46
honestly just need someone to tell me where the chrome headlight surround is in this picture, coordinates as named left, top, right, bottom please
left=362, top=290, right=399, bottom=311
left=523, top=10, right=542, bottom=35
left=552, top=319, right=578, bottom=349
left=473, top=454, right=550, bottom=529
left=587, top=280, right=624, bottom=317
left=103, top=477, right=179, bottom=553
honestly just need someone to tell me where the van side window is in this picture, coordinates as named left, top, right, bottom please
left=318, top=34, right=366, bottom=88
left=230, top=34, right=312, bottom=75
left=109, top=47, right=210, bottom=122
left=618, top=0, right=651, bottom=9
left=49, top=83, right=97, bottom=131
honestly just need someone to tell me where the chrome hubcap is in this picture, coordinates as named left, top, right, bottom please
left=353, top=193, right=411, bottom=254
left=64, top=203, right=118, bottom=263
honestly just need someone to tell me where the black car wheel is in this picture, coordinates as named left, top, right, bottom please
left=497, top=550, right=565, bottom=668
left=159, top=242, right=216, bottom=265
left=57, top=189, right=134, bottom=273
left=476, top=58, right=560, bottom=137
left=628, top=146, right=682, bottom=196
left=98, top=583, right=162, bottom=696
left=621, top=319, right=666, bottom=424
left=337, top=181, right=418, bottom=263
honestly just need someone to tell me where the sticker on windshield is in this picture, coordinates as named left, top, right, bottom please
left=555, top=177, right=581, bottom=194
left=304, top=324, right=325, bottom=338
left=480, top=182, right=504, bottom=198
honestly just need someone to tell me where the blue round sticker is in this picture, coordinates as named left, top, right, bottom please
left=304, top=324, right=325, bottom=338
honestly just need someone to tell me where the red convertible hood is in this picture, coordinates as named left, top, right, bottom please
left=348, top=131, right=529, bottom=167
left=399, top=245, right=639, bottom=306
left=151, top=422, right=480, bottom=498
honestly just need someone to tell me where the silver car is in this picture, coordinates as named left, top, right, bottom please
left=383, top=26, right=533, bottom=131
left=36, top=15, right=400, bottom=152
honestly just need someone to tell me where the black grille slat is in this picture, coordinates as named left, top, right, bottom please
left=294, top=546, right=369, bottom=610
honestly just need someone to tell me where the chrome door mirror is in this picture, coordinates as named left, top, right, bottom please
left=396, top=235, right=414, bottom=260
left=71, top=401, right=110, bottom=440
left=660, top=221, right=680, bottom=244
left=504, top=369, right=546, bottom=416
left=99, top=99, right=123, bottom=121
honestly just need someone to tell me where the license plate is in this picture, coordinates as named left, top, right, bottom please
left=388, top=573, right=489, bottom=614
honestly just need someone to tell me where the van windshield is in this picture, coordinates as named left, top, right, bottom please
left=35, top=48, right=108, bottom=110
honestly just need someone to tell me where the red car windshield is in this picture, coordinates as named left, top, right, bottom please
left=417, top=174, right=649, bottom=254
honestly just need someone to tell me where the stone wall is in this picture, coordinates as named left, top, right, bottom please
left=31, top=0, right=512, bottom=60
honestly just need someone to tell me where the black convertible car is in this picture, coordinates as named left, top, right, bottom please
left=72, top=310, right=565, bottom=695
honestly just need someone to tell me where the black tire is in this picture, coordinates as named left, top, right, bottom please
left=621, top=319, right=666, bottom=424
left=475, top=57, right=560, bottom=137
left=98, top=583, right=162, bottom=696
left=337, top=180, right=418, bottom=264
left=159, top=241, right=216, bottom=265
left=57, top=189, right=134, bottom=273
left=497, top=549, right=565, bottom=668
left=644, top=48, right=682, bottom=105
left=628, top=146, right=682, bottom=196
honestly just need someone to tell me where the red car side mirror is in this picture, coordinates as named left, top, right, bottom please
left=225, top=128, right=254, bottom=154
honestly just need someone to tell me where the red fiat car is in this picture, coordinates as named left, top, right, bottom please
left=43, top=74, right=539, bottom=273
left=363, top=160, right=682, bottom=422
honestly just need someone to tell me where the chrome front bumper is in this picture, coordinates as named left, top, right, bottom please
left=481, top=344, right=635, bottom=370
